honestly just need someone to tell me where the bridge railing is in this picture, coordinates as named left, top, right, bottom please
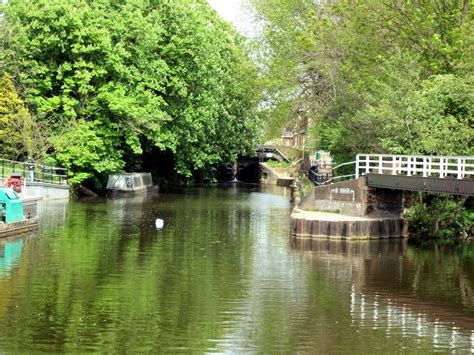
left=0, top=158, right=68, bottom=185
left=310, top=161, right=356, bottom=186
left=355, top=154, right=474, bottom=180
left=256, top=145, right=291, bottom=163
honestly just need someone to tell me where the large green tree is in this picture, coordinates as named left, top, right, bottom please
left=1, top=0, right=259, bottom=183
left=250, top=0, right=473, bottom=160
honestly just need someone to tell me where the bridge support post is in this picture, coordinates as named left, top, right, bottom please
left=355, top=155, right=360, bottom=179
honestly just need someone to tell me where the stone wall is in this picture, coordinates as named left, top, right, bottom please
left=260, top=163, right=280, bottom=184
left=365, top=185, right=404, bottom=218
left=260, top=163, right=296, bottom=187
left=22, top=197, right=41, bottom=218
left=24, top=182, right=70, bottom=200
left=299, top=177, right=403, bottom=218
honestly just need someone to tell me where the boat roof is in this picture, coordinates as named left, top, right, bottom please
left=108, top=172, right=151, bottom=177
left=106, top=173, right=153, bottom=190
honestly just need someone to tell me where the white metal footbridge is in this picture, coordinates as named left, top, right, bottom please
left=313, top=154, right=474, bottom=196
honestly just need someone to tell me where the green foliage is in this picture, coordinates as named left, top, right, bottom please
left=404, top=195, right=473, bottom=243
left=403, top=202, right=432, bottom=238
left=251, top=0, right=473, bottom=160
left=50, top=120, right=125, bottom=184
left=0, top=73, right=34, bottom=159
left=318, top=72, right=473, bottom=161
left=400, top=75, right=473, bottom=156
left=265, top=160, right=291, bottom=168
left=1, top=0, right=260, bottom=183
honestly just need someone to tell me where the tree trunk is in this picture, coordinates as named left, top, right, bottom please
left=430, top=195, right=449, bottom=235
left=78, top=184, right=98, bottom=197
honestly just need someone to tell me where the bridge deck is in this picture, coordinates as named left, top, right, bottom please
left=351, top=154, right=474, bottom=196
left=367, top=174, right=474, bottom=196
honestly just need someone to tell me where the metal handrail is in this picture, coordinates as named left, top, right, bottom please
left=288, top=158, right=303, bottom=168
left=331, top=161, right=356, bottom=171
left=0, top=158, right=68, bottom=185
left=310, top=161, right=356, bottom=186
left=256, top=145, right=291, bottom=163
left=317, top=174, right=355, bottom=185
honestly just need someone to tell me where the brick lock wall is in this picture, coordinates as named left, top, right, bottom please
left=299, top=177, right=403, bottom=218
left=364, top=186, right=403, bottom=218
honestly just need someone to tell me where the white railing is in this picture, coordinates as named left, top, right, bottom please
left=0, top=158, right=68, bottom=185
left=355, top=154, right=474, bottom=180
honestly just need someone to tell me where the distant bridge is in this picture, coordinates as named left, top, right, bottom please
left=236, top=146, right=293, bottom=184
left=255, top=145, right=291, bottom=163
left=312, top=154, right=474, bottom=196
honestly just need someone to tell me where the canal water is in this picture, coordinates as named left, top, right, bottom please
left=0, top=186, right=472, bottom=352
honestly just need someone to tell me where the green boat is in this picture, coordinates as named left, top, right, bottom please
left=0, top=187, right=39, bottom=238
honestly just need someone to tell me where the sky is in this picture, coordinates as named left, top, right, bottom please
left=206, top=0, right=259, bottom=37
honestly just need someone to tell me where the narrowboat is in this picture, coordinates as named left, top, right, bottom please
left=0, top=187, right=39, bottom=238
left=106, top=173, right=158, bottom=197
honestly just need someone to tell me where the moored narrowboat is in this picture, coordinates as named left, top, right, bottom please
left=106, top=173, right=158, bottom=197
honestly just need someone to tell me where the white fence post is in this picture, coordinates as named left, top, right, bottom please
left=356, top=155, right=360, bottom=179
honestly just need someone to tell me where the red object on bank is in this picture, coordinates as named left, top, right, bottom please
left=3, top=173, right=23, bottom=193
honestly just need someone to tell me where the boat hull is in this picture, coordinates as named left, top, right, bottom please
left=0, top=217, right=39, bottom=238
left=107, top=185, right=159, bottom=198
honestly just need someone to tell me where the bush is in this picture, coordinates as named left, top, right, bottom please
left=404, top=194, right=473, bottom=244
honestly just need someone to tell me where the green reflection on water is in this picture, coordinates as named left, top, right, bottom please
left=0, top=239, right=23, bottom=276
left=0, top=186, right=472, bottom=353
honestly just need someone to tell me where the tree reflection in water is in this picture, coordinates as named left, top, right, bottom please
left=290, top=237, right=474, bottom=351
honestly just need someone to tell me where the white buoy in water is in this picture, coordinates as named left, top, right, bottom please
left=155, top=218, right=164, bottom=229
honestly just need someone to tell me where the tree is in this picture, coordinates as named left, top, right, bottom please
left=385, top=74, right=473, bottom=156
left=0, top=72, right=34, bottom=160
left=1, top=0, right=260, bottom=184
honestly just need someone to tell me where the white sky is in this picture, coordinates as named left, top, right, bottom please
left=207, top=0, right=259, bottom=37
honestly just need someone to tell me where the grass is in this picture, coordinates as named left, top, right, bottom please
left=266, top=160, right=292, bottom=168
